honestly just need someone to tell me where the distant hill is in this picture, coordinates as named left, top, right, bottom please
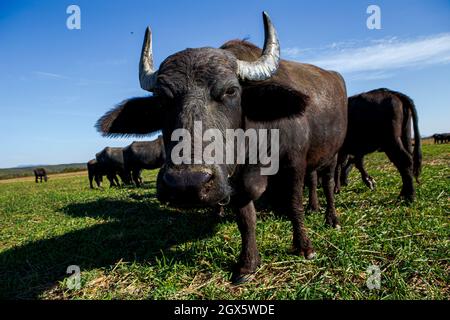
left=0, top=163, right=86, bottom=180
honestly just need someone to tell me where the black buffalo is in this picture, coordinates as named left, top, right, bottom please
left=87, top=159, right=102, bottom=188
left=332, top=88, right=422, bottom=202
left=123, top=136, right=166, bottom=186
left=87, top=159, right=120, bottom=189
left=95, top=147, right=131, bottom=186
left=97, top=12, right=347, bottom=282
left=33, top=168, right=48, bottom=183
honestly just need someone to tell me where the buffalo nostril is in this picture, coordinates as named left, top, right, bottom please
left=163, top=169, right=214, bottom=190
left=194, top=171, right=213, bottom=185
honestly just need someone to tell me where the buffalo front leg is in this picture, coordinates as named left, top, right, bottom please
left=114, top=174, right=121, bottom=187
left=385, top=140, right=415, bottom=202
left=287, top=167, right=315, bottom=259
left=231, top=200, right=261, bottom=284
left=95, top=174, right=102, bottom=188
left=89, top=176, right=94, bottom=189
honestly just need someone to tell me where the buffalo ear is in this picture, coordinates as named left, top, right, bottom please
left=96, top=96, right=163, bottom=137
left=241, top=82, right=309, bottom=121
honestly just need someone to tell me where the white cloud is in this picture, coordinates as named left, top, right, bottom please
left=282, top=33, right=450, bottom=79
left=31, top=71, right=116, bottom=86
left=33, top=71, right=70, bottom=80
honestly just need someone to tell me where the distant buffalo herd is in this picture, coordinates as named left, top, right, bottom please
left=88, top=136, right=165, bottom=189
left=432, top=133, right=450, bottom=144
left=58, top=12, right=439, bottom=282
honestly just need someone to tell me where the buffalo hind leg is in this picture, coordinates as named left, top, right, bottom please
left=107, top=174, right=117, bottom=187
left=334, top=152, right=348, bottom=194
left=306, top=170, right=320, bottom=212
left=385, top=140, right=415, bottom=202
left=322, top=163, right=341, bottom=229
left=354, top=156, right=376, bottom=190
left=341, top=156, right=354, bottom=187
left=132, top=170, right=142, bottom=187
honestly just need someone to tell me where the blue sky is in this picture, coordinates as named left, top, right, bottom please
left=0, top=0, right=449, bottom=168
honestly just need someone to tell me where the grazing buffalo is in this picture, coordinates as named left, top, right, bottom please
left=87, top=159, right=118, bottom=189
left=87, top=159, right=101, bottom=188
left=97, top=12, right=347, bottom=282
left=33, top=168, right=48, bottom=183
left=123, top=136, right=166, bottom=186
left=333, top=88, right=422, bottom=202
left=95, top=147, right=131, bottom=186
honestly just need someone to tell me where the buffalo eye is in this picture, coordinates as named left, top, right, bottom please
left=223, top=87, right=239, bottom=99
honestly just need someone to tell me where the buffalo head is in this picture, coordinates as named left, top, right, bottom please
left=97, top=12, right=308, bottom=207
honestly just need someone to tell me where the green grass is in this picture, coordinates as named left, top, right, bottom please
left=0, top=144, right=449, bottom=300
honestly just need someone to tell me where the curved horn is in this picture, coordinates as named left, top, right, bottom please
left=237, top=12, right=281, bottom=81
left=139, top=27, right=158, bottom=91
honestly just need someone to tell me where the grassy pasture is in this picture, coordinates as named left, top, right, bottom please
left=0, top=143, right=448, bottom=300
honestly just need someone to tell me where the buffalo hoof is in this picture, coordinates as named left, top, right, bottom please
left=398, top=193, right=415, bottom=204
left=334, top=187, right=341, bottom=194
left=231, top=255, right=261, bottom=285
left=307, top=203, right=321, bottom=213
left=365, top=177, right=376, bottom=190
left=305, top=251, right=316, bottom=260
left=291, top=246, right=316, bottom=260
left=231, top=272, right=255, bottom=285
left=325, top=214, right=340, bottom=229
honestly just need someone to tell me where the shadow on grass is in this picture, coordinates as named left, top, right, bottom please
left=0, top=198, right=227, bottom=299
